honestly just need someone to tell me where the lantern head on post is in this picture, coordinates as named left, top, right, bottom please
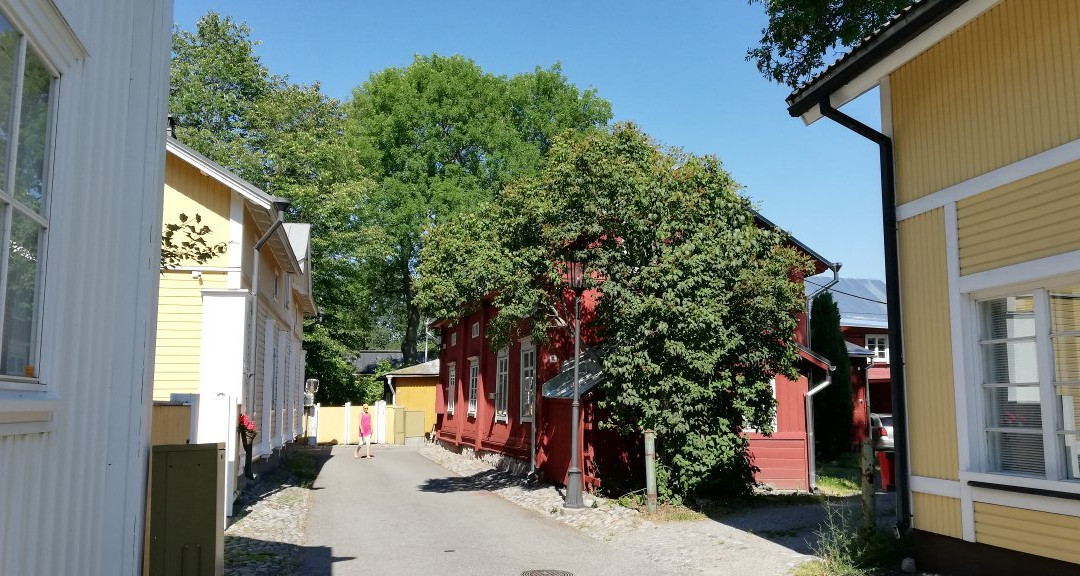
left=567, top=259, right=586, bottom=295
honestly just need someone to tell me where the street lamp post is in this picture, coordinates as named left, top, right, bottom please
left=565, top=260, right=586, bottom=509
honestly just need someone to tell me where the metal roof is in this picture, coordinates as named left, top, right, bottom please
left=846, top=341, right=876, bottom=358
left=386, top=359, right=440, bottom=378
left=349, top=349, right=404, bottom=375
left=541, top=352, right=604, bottom=399
left=806, top=276, right=889, bottom=329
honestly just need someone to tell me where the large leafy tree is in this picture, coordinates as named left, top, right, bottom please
left=345, top=54, right=612, bottom=364
left=748, top=0, right=913, bottom=89
left=171, top=12, right=375, bottom=401
left=417, top=124, right=812, bottom=499
left=809, top=291, right=854, bottom=459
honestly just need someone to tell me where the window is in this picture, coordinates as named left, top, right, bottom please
left=284, top=276, right=291, bottom=309
left=471, top=322, right=479, bottom=338
left=520, top=340, right=536, bottom=423
left=446, top=362, right=456, bottom=415
left=0, top=19, right=56, bottom=382
left=450, top=331, right=457, bottom=347
left=866, top=334, right=889, bottom=362
left=975, top=287, right=1080, bottom=481
left=467, top=359, right=479, bottom=417
left=494, top=348, right=509, bottom=422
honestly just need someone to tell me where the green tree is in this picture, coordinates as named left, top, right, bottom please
left=170, top=12, right=375, bottom=402
left=747, top=0, right=913, bottom=89
left=417, top=124, right=812, bottom=499
left=345, top=54, right=612, bottom=364
left=809, top=291, right=854, bottom=459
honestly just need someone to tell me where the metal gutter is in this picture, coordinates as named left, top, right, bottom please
left=818, top=98, right=911, bottom=532
left=804, top=360, right=834, bottom=492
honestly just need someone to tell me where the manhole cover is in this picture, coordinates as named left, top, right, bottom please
left=522, top=571, right=574, bottom=576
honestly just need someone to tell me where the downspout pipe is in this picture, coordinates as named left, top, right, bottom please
left=247, top=203, right=289, bottom=417
left=819, top=97, right=911, bottom=533
left=805, top=364, right=834, bottom=492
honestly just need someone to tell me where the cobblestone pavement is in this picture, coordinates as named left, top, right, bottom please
left=223, top=447, right=327, bottom=576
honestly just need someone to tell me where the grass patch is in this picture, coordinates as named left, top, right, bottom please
left=816, top=453, right=864, bottom=497
left=613, top=493, right=705, bottom=522
left=794, top=500, right=908, bottom=576
left=284, top=453, right=318, bottom=487
left=224, top=549, right=280, bottom=563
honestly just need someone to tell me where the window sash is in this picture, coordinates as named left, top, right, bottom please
left=467, top=361, right=478, bottom=416
left=446, top=363, right=456, bottom=414
left=520, top=344, right=535, bottom=423
left=494, top=350, right=508, bottom=422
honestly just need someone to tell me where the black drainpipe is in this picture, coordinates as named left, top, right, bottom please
left=819, top=97, right=910, bottom=533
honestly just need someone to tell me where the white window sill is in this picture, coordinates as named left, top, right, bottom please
left=962, top=471, right=1080, bottom=496
left=0, top=390, right=58, bottom=436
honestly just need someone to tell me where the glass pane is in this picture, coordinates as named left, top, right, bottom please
left=987, top=430, right=1045, bottom=476
left=1051, top=289, right=1080, bottom=333
left=14, top=47, right=52, bottom=214
left=1059, top=384, right=1080, bottom=433
left=1053, top=335, right=1080, bottom=382
left=980, top=296, right=1035, bottom=340
left=0, top=18, right=16, bottom=190
left=2, top=210, right=40, bottom=377
left=1064, top=433, right=1080, bottom=481
left=985, top=385, right=1042, bottom=428
left=981, top=340, right=1038, bottom=384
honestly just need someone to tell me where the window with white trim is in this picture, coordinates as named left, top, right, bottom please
left=471, top=322, right=479, bottom=338
left=0, top=18, right=55, bottom=382
left=494, top=348, right=509, bottom=422
left=865, top=334, right=889, bottom=362
left=520, top=340, right=536, bottom=423
left=975, top=287, right=1080, bottom=481
left=446, top=362, right=456, bottom=415
left=467, top=359, right=479, bottom=417
left=450, top=331, right=457, bottom=347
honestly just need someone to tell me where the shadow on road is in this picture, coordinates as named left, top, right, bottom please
left=418, top=468, right=547, bottom=494
left=224, top=535, right=355, bottom=576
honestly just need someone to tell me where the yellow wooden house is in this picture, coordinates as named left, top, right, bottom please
left=385, top=359, right=440, bottom=439
left=788, top=1, right=1080, bottom=574
left=154, top=135, right=317, bottom=516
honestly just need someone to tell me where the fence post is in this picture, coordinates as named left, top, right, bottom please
left=861, top=439, right=876, bottom=531
left=644, top=430, right=657, bottom=513
left=344, top=402, right=352, bottom=445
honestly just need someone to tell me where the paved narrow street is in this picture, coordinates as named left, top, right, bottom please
left=300, top=445, right=677, bottom=576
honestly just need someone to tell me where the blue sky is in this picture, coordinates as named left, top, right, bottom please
left=175, top=1, right=886, bottom=279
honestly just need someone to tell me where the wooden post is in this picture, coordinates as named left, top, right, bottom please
left=645, top=430, right=657, bottom=513
left=861, top=439, right=876, bottom=532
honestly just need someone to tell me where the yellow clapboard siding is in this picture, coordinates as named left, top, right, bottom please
left=163, top=154, right=231, bottom=268
left=395, top=377, right=438, bottom=434
left=891, top=0, right=1080, bottom=204
left=975, top=503, right=1080, bottom=565
left=899, top=209, right=959, bottom=479
left=912, top=493, right=963, bottom=539
left=957, top=157, right=1080, bottom=275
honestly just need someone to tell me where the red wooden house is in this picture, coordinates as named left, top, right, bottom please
left=434, top=215, right=837, bottom=492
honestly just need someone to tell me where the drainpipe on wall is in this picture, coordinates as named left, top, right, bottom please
left=246, top=202, right=289, bottom=418
left=805, top=261, right=843, bottom=351
left=805, top=365, right=834, bottom=492
left=818, top=97, right=911, bottom=533
left=386, top=375, right=397, bottom=405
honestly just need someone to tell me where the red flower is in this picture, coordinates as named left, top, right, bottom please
left=237, top=414, right=257, bottom=434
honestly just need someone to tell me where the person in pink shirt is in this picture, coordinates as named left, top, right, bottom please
left=354, top=404, right=373, bottom=459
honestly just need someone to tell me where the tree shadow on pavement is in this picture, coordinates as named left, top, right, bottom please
left=417, top=468, right=548, bottom=494
left=224, top=536, right=354, bottom=576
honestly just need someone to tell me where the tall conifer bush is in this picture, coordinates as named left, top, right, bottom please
left=810, top=292, right=853, bottom=459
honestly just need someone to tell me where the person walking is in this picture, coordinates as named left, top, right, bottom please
left=354, top=404, right=373, bottom=459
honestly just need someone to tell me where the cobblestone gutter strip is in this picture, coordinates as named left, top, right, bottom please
left=417, top=443, right=644, bottom=541
left=224, top=468, right=312, bottom=576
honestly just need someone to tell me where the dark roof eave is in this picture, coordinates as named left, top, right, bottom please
left=786, top=0, right=968, bottom=118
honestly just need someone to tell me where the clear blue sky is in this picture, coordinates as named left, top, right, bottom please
left=175, top=1, right=886, bottom=280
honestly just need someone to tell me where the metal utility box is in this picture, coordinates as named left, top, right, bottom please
left=148, top=443, right=225, bottom=576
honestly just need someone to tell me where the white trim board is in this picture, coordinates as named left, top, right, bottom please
left=958, top=249, right=1080, bottom=294
left=897, top=137, right=1080, bottom=222
left=911, top=475, right=962, bottom=499
left=970, top=485, right=1080, bottom=519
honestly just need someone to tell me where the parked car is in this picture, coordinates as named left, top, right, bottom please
left=871, top=413, right=894, bottom=452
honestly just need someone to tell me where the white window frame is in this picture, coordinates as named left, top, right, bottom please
left=467, top=358, right=479, bottom=417
left=471, top=321, right=479, bottom=338
left=966, top=282, right=1080, bottom=486
left=446, top=362, right=456, bottom=415
left=519, top=338, right=536, bottom=423
left=494, top=348, right=509, bottom=423
left=865, top=334, right=889, bottom=362
left=450, top=331, right=457, bottom=347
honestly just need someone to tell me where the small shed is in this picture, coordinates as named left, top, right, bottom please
left=385, top=359, right=440, bottom=436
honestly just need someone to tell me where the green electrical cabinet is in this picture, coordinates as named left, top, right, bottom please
left=148, top=443, right=225, bottom=576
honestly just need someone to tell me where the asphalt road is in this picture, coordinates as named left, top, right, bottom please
left=301, top=445, right=674, bottom=576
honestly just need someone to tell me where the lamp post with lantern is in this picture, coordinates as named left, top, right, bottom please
left=564, top=259, right=586, bottom=509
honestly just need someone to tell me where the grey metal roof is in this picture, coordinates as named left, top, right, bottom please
left=386, top=359, right=440, bottom=377
left=846, top=341, right=876, bottom=358
left=542, top=353, right=604, bottom=399
left=349, top=350, right=404, bottom=375
left=807, top=276, right=889, bottom=329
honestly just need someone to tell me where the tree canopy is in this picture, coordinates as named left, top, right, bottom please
left=417, top=124, right=812, bottom=499
left=345, top=54, right=612, bottom=364
left=747, top=0, right=913, bottom=89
